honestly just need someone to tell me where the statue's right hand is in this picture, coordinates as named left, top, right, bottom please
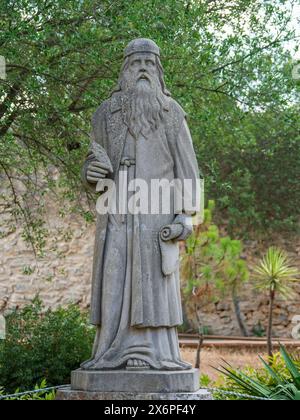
left=86, top=161, right=110, bottom=184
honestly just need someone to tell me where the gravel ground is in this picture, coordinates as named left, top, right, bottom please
left=180, top=347, right=263, bottom=382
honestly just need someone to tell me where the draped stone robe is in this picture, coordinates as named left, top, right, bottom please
left=82, top=92, right=200, bottom=370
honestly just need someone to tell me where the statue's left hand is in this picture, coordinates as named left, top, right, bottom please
left=173, top=215, right=193, bottom=241
left=86, top=161, right=110, bottom=184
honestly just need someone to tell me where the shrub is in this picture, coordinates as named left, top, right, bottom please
left=0, top=380, right=56, bottom=400
left=0, top=299, right=94, bottom=393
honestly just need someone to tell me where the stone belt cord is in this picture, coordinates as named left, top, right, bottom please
left=120, top=157, right=136, bottom=167
left=119, top=157, right=136, bottom=222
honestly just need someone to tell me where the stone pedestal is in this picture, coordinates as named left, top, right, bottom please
left=56, top=368, right=213, bottom=400
left=56, top=388, right=212, bottom=400
left=71, top=369, right=199, bottom=393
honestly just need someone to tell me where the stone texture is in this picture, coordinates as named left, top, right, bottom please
left=56, top=387, right=212, bottom=401
left=0, top=199, right=93, bottom=314
left=71, top=369, right=200, bottom=393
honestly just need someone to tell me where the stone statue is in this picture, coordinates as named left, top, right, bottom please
left=81, top=39, right=201, bottom=373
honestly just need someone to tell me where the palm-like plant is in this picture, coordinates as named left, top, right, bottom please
left=253, top=247, right=299, bottom=357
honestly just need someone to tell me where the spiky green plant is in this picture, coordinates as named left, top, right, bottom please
left=216, top=346, right=300, bottom=400
left=253, top=247, right=299, bottom=357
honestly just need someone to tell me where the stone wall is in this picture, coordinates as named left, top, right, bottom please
left=0, top=200, right=299, bottom=338
left=190, top=236, right=300, bottom=338
left=0, top=201, right=94, bottom=312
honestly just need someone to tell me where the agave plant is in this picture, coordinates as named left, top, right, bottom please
left=253, top=247, right=299, bottom=357
left=216, top=346, right=300, bottom=400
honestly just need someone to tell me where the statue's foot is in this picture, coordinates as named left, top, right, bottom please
left=126, top=358, right=150, bottom=370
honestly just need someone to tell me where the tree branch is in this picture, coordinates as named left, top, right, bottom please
left=0, top=161, right=37, bottom=256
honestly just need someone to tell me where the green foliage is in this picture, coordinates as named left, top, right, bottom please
left=200, top=374, right=212, bottom=388
left=0, top=0, right=299, bottom=249
left=208, top=108, right=300, bottom=234
left=182, top=200, right=249, bottom=335
left=253, top=246, right=299, bottom=298
left=216, top=346, right=300, bottom=400
left=182, top=200, right=249, bottom=303
left=253, top=247, right=299, bottom=356
left=0, top=299, right=95, bottom=393
left=0, top=380, right=56, bottom=400
left=252, top=322, right=266, bottom=338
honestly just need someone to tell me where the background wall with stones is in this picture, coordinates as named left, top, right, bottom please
left=0, top=201, right=299, bottom=338
left=0, top=201, right=94, bottom=312
left=189, top=236, right=300, bottom=338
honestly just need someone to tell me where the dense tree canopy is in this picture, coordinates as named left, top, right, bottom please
left=0, top=0, right=299, bottom=250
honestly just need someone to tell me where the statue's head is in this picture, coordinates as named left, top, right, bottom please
left=113, top=38, right=170, bottom=97
left=113, top=39, right=170, bottom=140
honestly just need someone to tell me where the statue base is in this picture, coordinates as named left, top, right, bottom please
left=69, top=369, right=200, bottom=393
left=56, top=388, right=212, bottom=400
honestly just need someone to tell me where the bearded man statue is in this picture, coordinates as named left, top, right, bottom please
left=80, top=39, right=201, bottom=374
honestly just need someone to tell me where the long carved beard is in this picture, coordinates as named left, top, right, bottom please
left=122, top=81, right=165, bottom=140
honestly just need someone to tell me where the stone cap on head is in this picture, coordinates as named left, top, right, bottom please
left=124, top=38, right=160, bottom=58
